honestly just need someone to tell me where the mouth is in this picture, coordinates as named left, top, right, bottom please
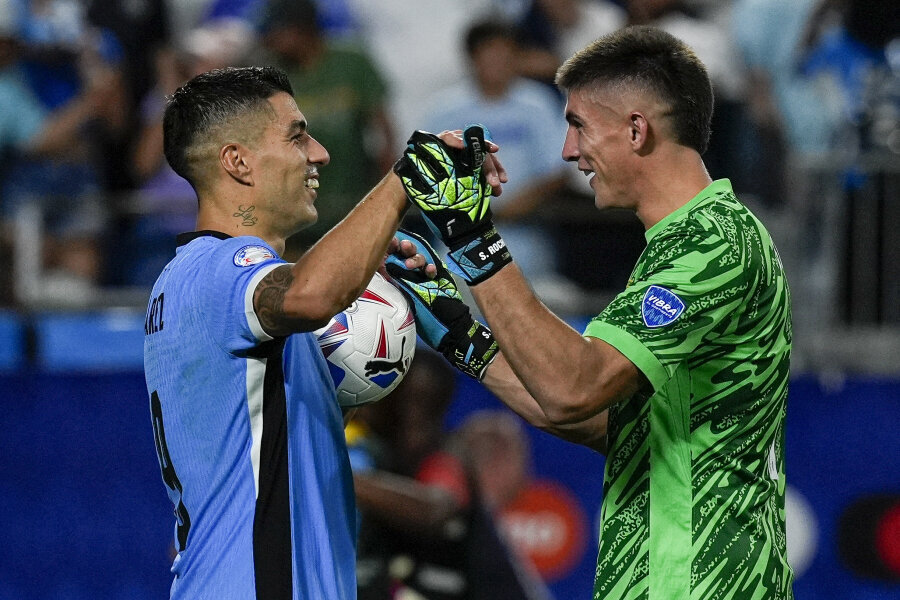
left=305, top=168, right=319, bottom=189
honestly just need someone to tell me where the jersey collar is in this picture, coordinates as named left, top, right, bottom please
left=175, top=230, right=232, bottom=247
left=644, top=179, right=733, bottom=242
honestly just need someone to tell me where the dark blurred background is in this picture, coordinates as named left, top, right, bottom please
left=0, top=0, right=898, bottom=598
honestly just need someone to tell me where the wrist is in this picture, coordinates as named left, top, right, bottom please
left=445, top=224, right=513, bottom=285
left=439, top=319, right=499, bottom=380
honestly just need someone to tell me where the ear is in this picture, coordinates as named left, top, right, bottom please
left=629, top=112, right=653, bottom=155
left=220, top=143, right=254, bottom=186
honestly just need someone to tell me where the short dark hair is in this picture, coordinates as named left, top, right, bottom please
left=555, top=26, right=714, bottom=154
left=163, top=66, right=293, bottom=187
left=464, top=21, right=518, bottom=57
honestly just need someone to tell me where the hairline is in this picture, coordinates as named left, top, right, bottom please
left=185, top=93, right=283, bottom=195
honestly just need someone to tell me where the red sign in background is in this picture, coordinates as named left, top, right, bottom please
left=499, top=479, right=590, bottom=582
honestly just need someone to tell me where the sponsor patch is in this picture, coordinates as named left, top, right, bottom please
left=641, top=285, right=685, bottom=328
left=233, top=245, right=275, bottom=267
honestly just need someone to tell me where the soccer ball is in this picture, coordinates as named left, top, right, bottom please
left=314, top=271, right=417, bottom=407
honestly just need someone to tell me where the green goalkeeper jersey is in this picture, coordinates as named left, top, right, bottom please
left=584, top=179, right=793, bottom=600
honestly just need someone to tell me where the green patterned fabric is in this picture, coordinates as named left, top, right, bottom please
left=584, top=180, right=793, bottom=600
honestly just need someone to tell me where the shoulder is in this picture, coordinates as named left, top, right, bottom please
left=328, top=40, right=376, bottom=63
left=179, top=234, right=275, bottom=263
left=510, top=79, right=563, bottom=110
left=174, top=235, right=283, bottom=292
left=424, top=82, right=478, bottom=126
left=650, top=194, right=770, bottom=281
left=642, top=201, right=738, bottom=273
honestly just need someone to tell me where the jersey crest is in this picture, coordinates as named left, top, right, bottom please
left=233, top=245, right=275, bottom=267
left=641, top=285, right=685, bottom=328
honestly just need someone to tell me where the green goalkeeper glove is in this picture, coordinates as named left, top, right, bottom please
left=393, top=124, right=512, bottom=285
left=384, top=229, right=498, bottom=380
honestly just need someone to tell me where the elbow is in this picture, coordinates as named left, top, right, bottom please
left=542, top=403, right=597, bottom=427
left=281, top=285, right=356, bottom=330
left=540, top=387, right=612, bottom=426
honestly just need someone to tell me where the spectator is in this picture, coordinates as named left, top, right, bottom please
left=423, top=20, right=581, bottom=309
left=518, top=0, right=626, bottom=85
left=123, top=17, right=257, bottom=285
left=0, top=0, right=120, bottom=304
left=260, top=0, right=396, bottom=257
left=85, top=0, right=170, bottom=193
left=342, top=0, right=523, bottom=139
left=348, top=347, right=550, bottom=600
left=623, top=0, right=778, bottom=205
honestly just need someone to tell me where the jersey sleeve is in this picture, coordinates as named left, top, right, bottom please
left=197, top=239, right=288, bottom=354
left=584, top=228, right=751, bottom=392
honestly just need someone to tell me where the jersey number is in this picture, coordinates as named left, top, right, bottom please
left=150, top=391, right=191, bottom=550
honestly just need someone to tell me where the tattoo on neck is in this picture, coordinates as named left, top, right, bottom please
left=234, top=205, right=258, bottom=226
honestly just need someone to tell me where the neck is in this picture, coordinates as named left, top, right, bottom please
left=632, top=147, right=712, bottom=230
left=479, top=78, right=511, bottom=100
left=196, top=196, right=287, bottom=256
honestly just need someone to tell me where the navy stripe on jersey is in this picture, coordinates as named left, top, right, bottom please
left=250, top=338, right=292, bottom=600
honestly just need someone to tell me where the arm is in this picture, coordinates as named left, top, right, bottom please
left=353, top=469, right=463, bottom=536
left=369, top=106, right=398, bottom=175
left=482, top=352, right=610, bottom=453
left=254, top=173, right=410, bottom=336
left=395, top=131, right=645, bottom=425
left=254, top=129, right=507, bottom=337
left=472, top=263, right=646, bottom=425
left=383, top=230, right=622, bottom=451
left=491, top=172, right=567, bottom=221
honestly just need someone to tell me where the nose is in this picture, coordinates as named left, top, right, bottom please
left=562, top=126, right=579, bottom=163
left=309, top=135, right=330, bottom=166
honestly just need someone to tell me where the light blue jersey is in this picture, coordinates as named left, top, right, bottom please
left=143, top=231, right=357, bottom=600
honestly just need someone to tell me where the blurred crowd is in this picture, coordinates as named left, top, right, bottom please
left=0, top=0, right=896, bottom=309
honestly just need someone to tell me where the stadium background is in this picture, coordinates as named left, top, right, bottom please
left=1, top=0, right=899, bottom=598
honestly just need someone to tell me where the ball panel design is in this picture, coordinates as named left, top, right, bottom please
left=314, top=272, right=416, bottom=407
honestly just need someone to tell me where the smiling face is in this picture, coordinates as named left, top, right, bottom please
left=562, top=86, right=638, bottom=211
left=249, top=91, right=330, bottom=236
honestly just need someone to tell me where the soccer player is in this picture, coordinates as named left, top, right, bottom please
left=387, top=27, right=793, bottom=599
left=142, top=66, right=503, bottom=599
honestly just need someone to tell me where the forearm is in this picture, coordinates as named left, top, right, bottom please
left=472, top=264, right=626, bottom=424
left=492, top=173, right=566, bottom=221
left=482, top=353, right=608, bottom=453
left=27, top=96, right=95, bottom=157
left=473, top=265, right=588, bottom=409
left=289, top=173, right=407, bottom=320
left=353, top=469, right=461, bottom=534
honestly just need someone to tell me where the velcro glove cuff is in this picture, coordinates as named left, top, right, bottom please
left=445, top=225, right=512, bottom=285
left=437, top=318, right=499, bottom=380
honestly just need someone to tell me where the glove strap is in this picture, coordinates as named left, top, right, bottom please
left=445, top=225, right=513, bottom=285
left=439, top=319, right=499, bottom=380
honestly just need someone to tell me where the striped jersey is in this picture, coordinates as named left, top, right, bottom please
left=584, top=180, right=793, bottom=600
left=143, top=231, right=357, bottom=600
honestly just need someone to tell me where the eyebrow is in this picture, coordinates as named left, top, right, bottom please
left=287, top=119, right=308, bottom=137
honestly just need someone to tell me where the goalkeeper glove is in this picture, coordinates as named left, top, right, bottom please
left=393, top=124, right=512, bottom=285
left=384, top=229, right=498, bottom=380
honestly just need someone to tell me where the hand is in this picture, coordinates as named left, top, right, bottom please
left=384, top=229, right=498, bottom=380
left=384, top=235, right=437, bottom=279
left=394, top=124, right=492, bottom=241
left=394, top=124, right=513, bottom=285
left=439, top=129, right=508, bottom=196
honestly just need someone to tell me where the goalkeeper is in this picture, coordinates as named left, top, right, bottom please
left=387, top=27, right=793, bottom=600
